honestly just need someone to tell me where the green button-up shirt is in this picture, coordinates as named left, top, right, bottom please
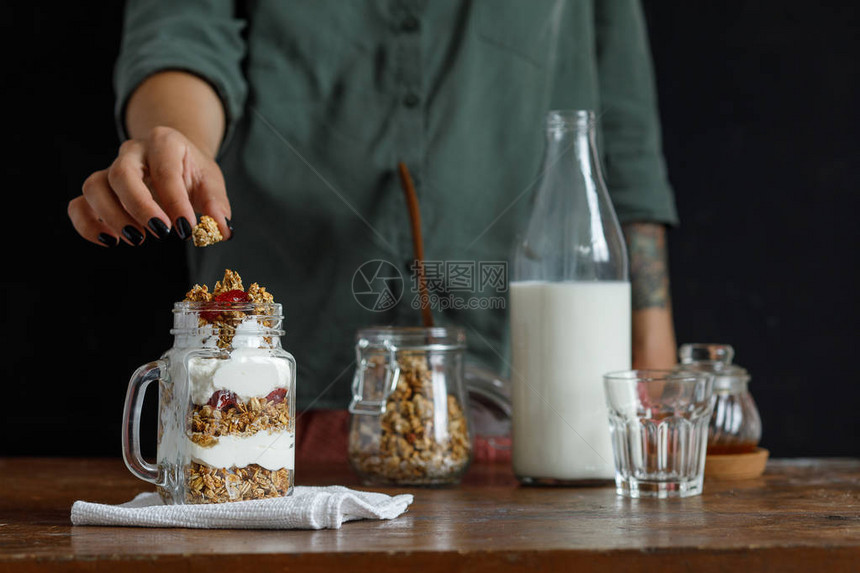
left=116, top=0, right=677, bottom=409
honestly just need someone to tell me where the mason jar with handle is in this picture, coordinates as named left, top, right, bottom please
left=122, top=300, right=296, bottom=504
left=510, top=109, right=631, bottom=485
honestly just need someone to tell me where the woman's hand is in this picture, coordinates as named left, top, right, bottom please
left=68, top=126, right=231, bottom=247
left=68, top=71, right=230, bottom=247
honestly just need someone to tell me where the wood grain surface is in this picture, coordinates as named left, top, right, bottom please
left=0, top=457, right=857, bottom=572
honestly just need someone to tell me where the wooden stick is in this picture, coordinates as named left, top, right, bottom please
left=398, top=162, right=434, bottom=327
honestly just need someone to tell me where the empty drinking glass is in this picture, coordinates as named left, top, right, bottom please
left=603, top=370, right=715, bottom=498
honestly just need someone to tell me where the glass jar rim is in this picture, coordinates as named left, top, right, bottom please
left=676, top=363, right=750, bottom=388
left=356, top=325, right=466, bottom=350
left=173, top=300, right=283, bottom=316
left=171, top=301, right=285, bottom=338
left=603, top=369, right=711, bottom=384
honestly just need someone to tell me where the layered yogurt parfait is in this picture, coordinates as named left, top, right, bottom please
left=155, top=270, right=296, bottom=504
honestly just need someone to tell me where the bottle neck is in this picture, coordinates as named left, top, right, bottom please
left=544, top=110, right=597, bottom=172
left=545, top=109, right=596, bottom=148
left=513, top=109, right=628, bottom=282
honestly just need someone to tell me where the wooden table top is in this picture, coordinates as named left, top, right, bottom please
left=1, top=457, right=858, bottom=572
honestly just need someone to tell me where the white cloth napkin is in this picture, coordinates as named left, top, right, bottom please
left=71, top=486, right=413, bottom=530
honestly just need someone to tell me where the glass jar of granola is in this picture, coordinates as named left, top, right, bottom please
left=122, top=270, right=296, bottom=504
left=348, top=326, right=472, bottom=486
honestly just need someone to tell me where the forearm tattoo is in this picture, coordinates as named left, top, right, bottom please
left=624, top=222, right=671, bottom=310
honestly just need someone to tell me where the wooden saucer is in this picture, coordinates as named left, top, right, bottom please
left=704, top=448, right=769, bottom=480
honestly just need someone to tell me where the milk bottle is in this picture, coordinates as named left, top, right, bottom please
left=510, top=110, right=631, bottom=484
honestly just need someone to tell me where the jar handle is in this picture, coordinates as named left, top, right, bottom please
left=122, top=360, right=166, bottom=484
left=348, top=341, right=400, bottom=415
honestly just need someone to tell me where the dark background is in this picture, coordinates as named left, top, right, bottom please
left=1, top=2, right=857, bottom=457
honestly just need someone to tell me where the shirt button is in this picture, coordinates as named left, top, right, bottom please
left=403, top=93, right=420, bottom=108
left=401, top=16, right=419, bottom=32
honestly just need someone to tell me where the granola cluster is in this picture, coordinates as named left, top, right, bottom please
left=189, top=395, right=292, bottom=447
left=349, top=354, right=471, bottom=485
left=184, top=269, right=275, bottom=348
left=192, top=215, right=224, bottom=247
left=185, top=462, right=292, bottom=503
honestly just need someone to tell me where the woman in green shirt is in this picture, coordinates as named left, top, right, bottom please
left=67, top=0, right=679, bottom=453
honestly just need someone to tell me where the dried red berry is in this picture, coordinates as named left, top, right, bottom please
left=200, top=309, right=220, bottom=323
left=214, top=289, right=249, bottom=303
left=265, top=388, right=287, bottom=404
left=207, top=390, right=239, bottom=411
left=201, top=289, right=250, bottom=322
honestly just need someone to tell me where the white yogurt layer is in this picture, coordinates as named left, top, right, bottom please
left=188, top=430, right=295, bottom=471
left=232, top=317, right=270, bottom=348
left=188, top=347, right=291, bottom=405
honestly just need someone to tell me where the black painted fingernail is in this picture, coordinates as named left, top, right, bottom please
left=175, top=217, right=192, bottom=240
left=122, top=225, right=144, bottom=246
left=147, top=217, right=170, bottom=240
left=225, top=217, right=234, bottom=239
left=97, top=233, right=118, bottom=248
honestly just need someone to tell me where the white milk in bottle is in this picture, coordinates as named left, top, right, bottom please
left=510, top=110, right=630, bottom=484
left=510, top=281, right=629, bottom=481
